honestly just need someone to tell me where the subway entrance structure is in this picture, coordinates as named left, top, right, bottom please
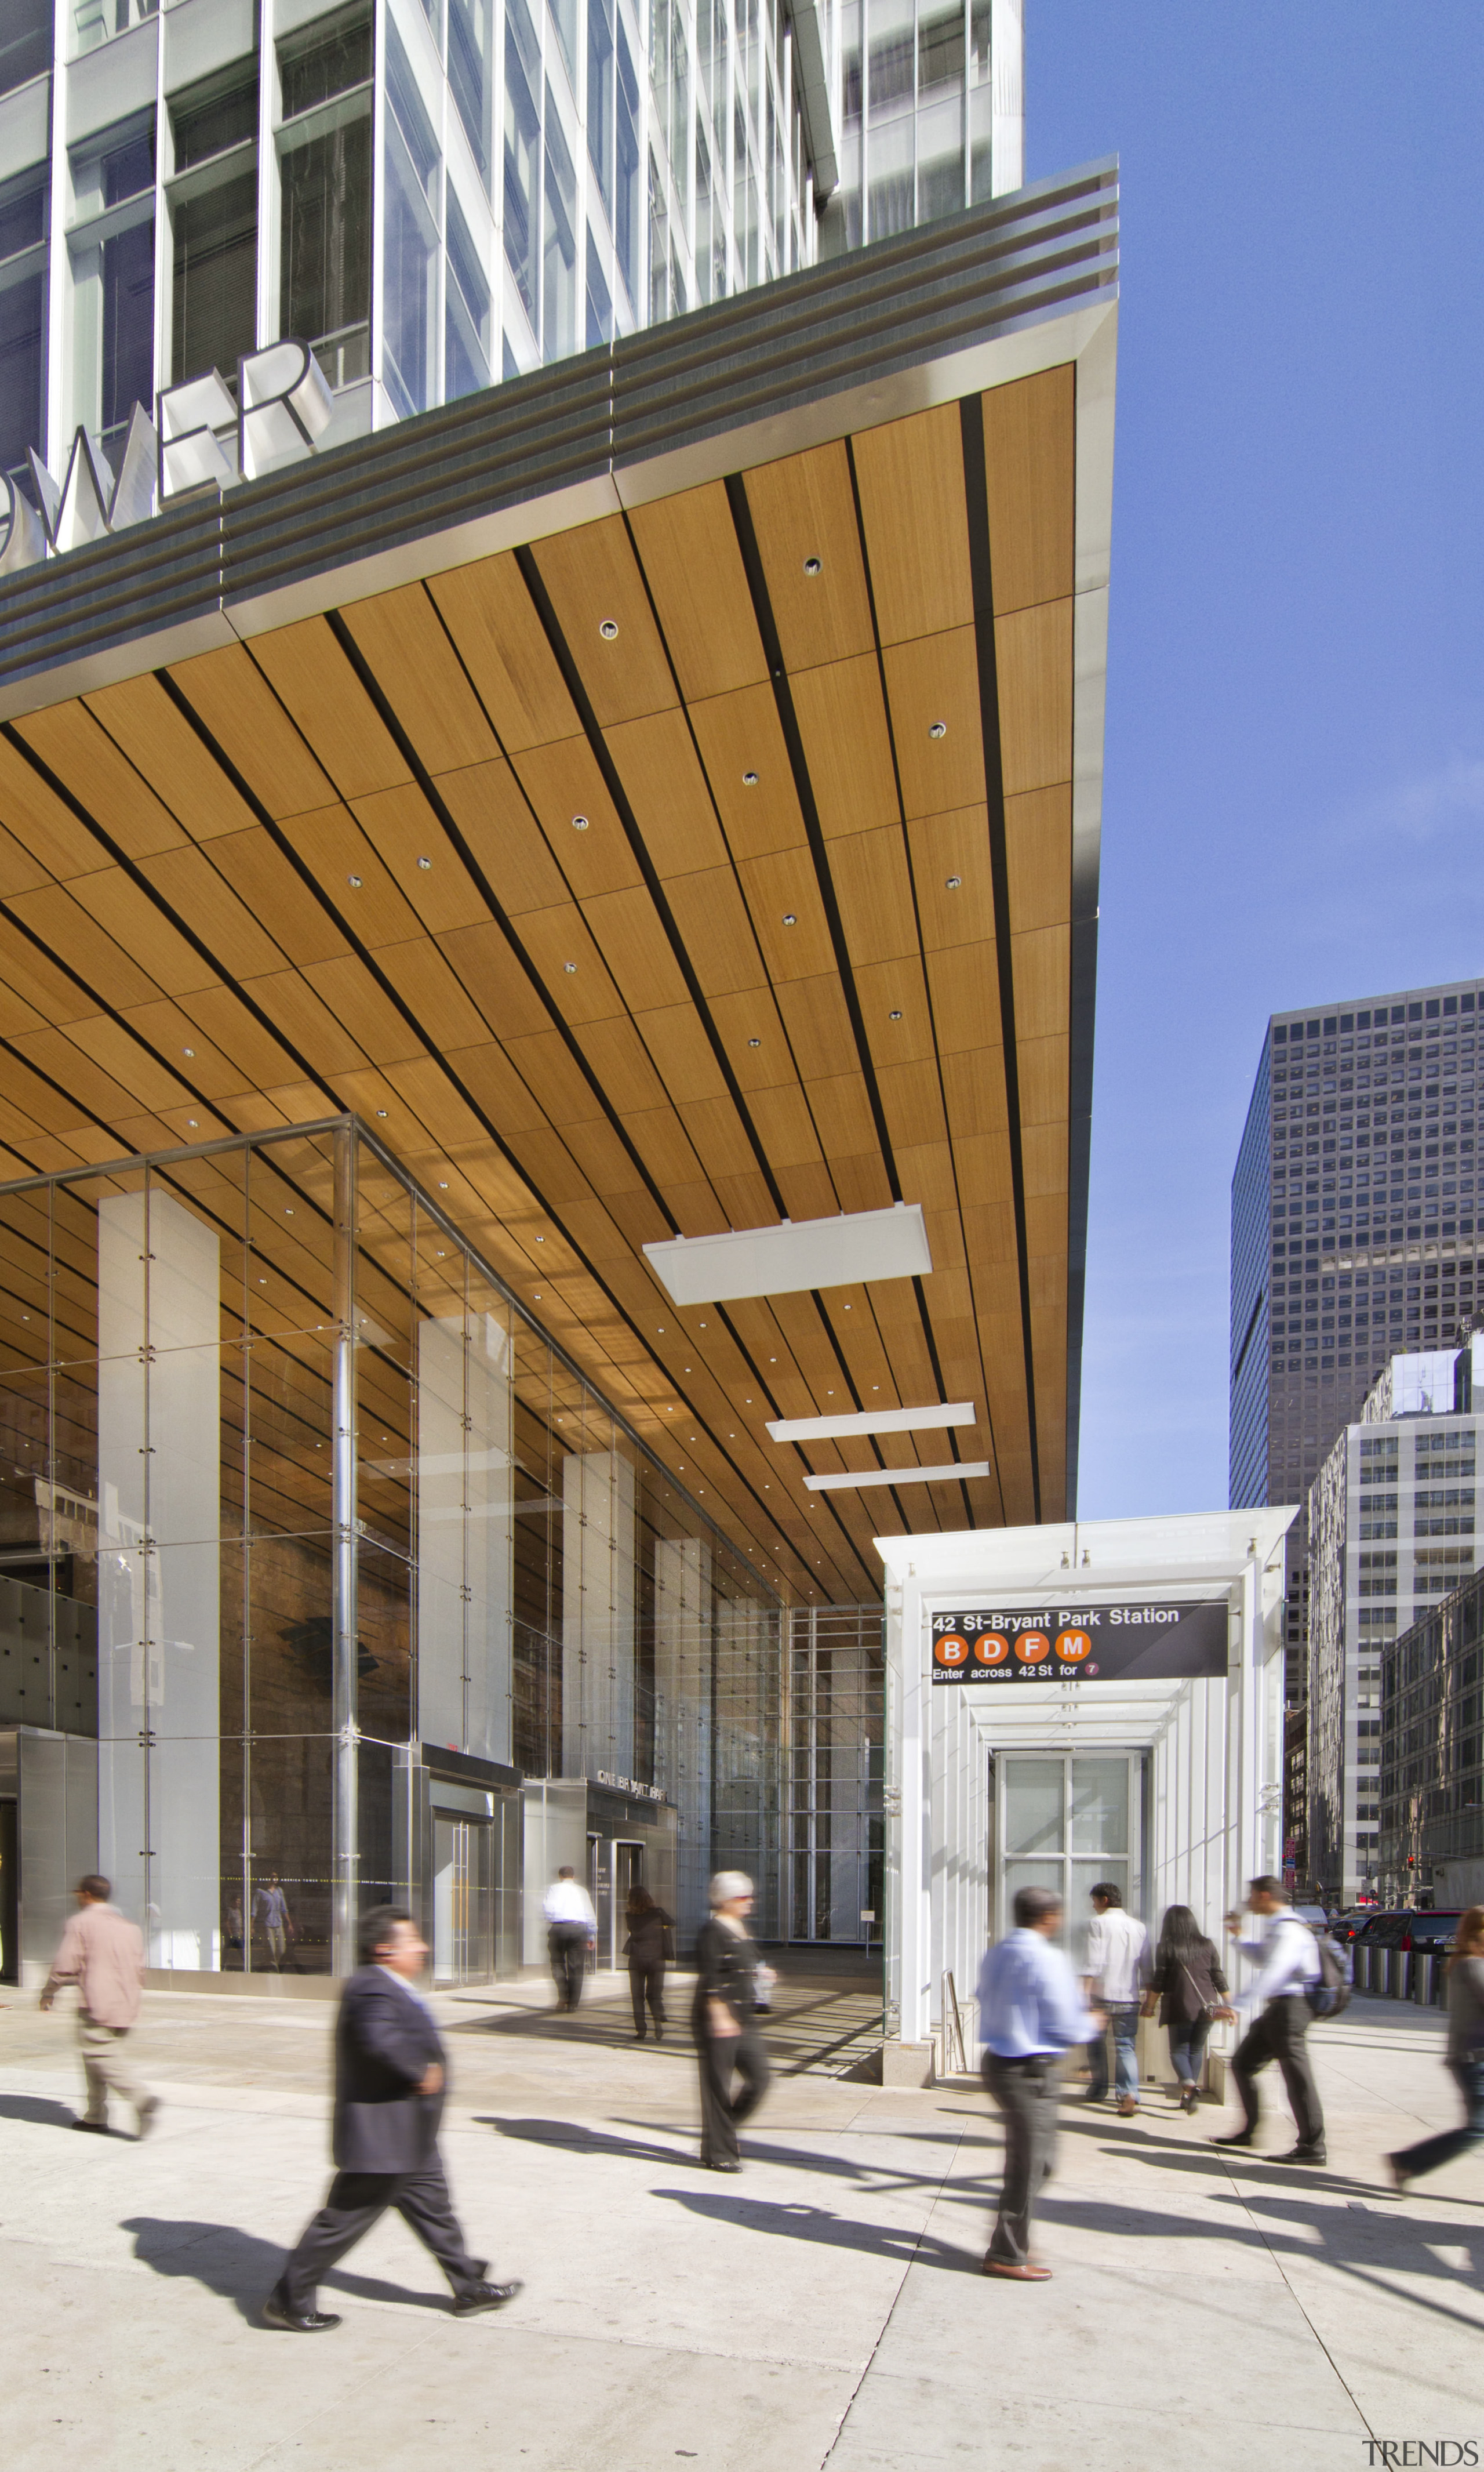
left=0, top=170, right=1118, bottom=1986
left=879, top=1511, right=1294, bottom=2079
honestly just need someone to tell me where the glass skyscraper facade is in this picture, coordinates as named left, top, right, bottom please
left=0, top=0, right=1024, bottom=494
left=1231, top=977, right=1484, bottom=1718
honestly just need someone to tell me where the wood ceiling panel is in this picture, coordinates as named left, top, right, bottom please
left=425, top=553, right=577, bottom=752
left=743, top=440, right=875, bottom=669
left=0, top=970, right=51, bottom=1039
left=853, top=956, right=936, bottom=1068
left=8, top=1026, right=157, bottom=1124
left=530, top=514, right=678, bottom=727
left=560, top=1012, right=671, bottom=1115
left=979, top=364, right=1076, bottom=618
left=604, top=708, right=732, bottom=878
left=561, top=1116, right=654, bottom=1204
left=174, top=985, right=307, bottom=1090
left=1012, top=924, right=1070, bottom=1041
left=1003, top=785, right=1071, bottom=932
left=203, top=826, right=351, bottom=969
left=169, top=642, right=336, bottom=819
left=237, top=968, right=370, bottom=1077
left=626, top=481, right=768, bottom=701
left=1018, top=1037, right=1070, bottom=1137
left=503, top=1023, right=632, bottom=1127
left=741, top=1081, right=826, bottom=1171
left=688, top=686, right=805, bottom=860
left=660, top=866, right=768, bottom=999
left=926, top=942, right=1002, bottom=1054
left=340, top=584, right=502, bottom=773
left=248, top=620, right=412, bottom=803
left=772, top=974, right=859, bottom=1081
left=703, top=985, right=794, bottom=1084
left=852, top=404, right=974, bottom=644
left=82, top=676, right=261, bottom=844
left=438, top=1039, right=551, bottom=1138
left=15, top=703, right=190, bottom=862
left=6, top=883, right=172, bottom=1011
left=801, top=1068, right=881, bottom=1160
left=433, top=759, right=572, bottom=917
left=883, top=629, right=986, bottom=816
left=348, top=786, right=490, bottom=934
left=579, top=884, right=691, bottom=1012
left=769, top=1157, right=841, bottom=1222
left=734, top=853, right=834, bottom=983
left=434, top=921, right=563, bottom=1041
left=940, top=1047, right=1010, bottom=1141
left=347, top=938, right=492, bottom=1056
left=675, top=1092, right=769, bottom=1185
left=632, top=1003, right=731, bottom=1106
left=274, top=810, right=427, bottom=950
left=789, top=654, right=900, bottom=842
left=908, top=813, right=996, bottom=950
left=512, top=738, right=642, bottom=896
left=137, top=847, right=289, bottom=979
left=828, top=825, right=918, bottom=967
left=996, top=601, right=1074, bottom=799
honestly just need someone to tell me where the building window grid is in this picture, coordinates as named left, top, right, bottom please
left=14, top=0, right=853, bottom=471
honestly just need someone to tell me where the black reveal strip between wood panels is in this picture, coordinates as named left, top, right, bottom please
left=958, top=394, right=1043, bottom=1524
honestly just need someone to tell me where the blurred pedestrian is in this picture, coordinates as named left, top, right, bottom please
left=978, top=1886, right=1101, bottom=2281
left=693, top=1870, right=772, bottom=2171
left=1082, top=1882, right=1149, bottom=2115
left=1388, top=1904, right=1484, bottom=2190
left=40, top=1874, right=159, bottom=2140
left=254, top=1874, right=294, bottom=1971
left=264, top=1908, right=519, bottom=2332
left=1214, top=1875, right=1326, bottom=2164
left=544, top=1866, right=597, bottom=2013
left=623, top=1884, right=674, bottom=2042
left=1142, top=1904, right=1235, bottom=2114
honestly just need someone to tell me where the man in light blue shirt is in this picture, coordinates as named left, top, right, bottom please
left=976, top=1886, right=1100, bottom=2279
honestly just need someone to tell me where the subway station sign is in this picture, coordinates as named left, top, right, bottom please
left=0, top=339, right=334, bottom=577
left=930, top=1600, right=1231, bottom=1685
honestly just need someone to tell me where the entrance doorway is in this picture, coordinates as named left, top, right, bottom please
left=431, top=1798, right=494, bottom=1987
left=994, top=1752, right=1144, bottom=1957
left=588, top=1834, right=646, bottom=1969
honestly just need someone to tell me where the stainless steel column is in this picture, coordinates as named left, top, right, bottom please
left=331, top=1124, right=359, bottom=1976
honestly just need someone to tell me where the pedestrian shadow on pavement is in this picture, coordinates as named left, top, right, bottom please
left=1036, top=2187, right=1484, bottom=2334
left=654, top=2188, right=978, bottom=2271
left=486, top=2115, right=991, bottom=2201
left=120, top=2217, right=451, bottom=2322
left=0, top=2093, right=77, bottom=2128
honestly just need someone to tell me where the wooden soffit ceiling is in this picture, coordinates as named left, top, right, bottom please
left=0, top=320, right=1112, bottom=1607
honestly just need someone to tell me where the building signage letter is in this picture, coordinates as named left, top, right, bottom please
left=238, top=339, right=334, bottom=481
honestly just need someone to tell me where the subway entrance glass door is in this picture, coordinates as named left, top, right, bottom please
left=994, top=1754, right=1145, bottom=1956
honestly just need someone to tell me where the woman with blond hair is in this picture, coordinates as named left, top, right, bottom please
left=1388, top=1904, right=1484, bottom=2189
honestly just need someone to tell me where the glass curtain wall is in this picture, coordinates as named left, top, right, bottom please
left=836, top=0, right=986, bottom=248
left=0, top=1117, right=781, bottom=1975
left=787, top=1605, right=883, bottom=1944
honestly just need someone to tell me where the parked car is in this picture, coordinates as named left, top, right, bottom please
left=1354, top=1909, right=1460, bottom=1954
left=1293, top=1904, right=1332, bottom=1930
left=1329, top=1907, right=1379, bottom=1947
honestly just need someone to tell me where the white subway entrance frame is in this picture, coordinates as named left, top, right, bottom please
left=876, top=1509, right=1297, bottom=2070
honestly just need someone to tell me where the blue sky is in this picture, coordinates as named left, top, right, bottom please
left=1026, top=4, right=1484, bottom=1518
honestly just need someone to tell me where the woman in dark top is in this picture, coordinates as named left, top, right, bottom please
left=1389, top=1905, right=1484, bottom=2188
left=1141, top=1905, right=1233, bottom=2114
left=692, top=1869, right=773, bottom=2171
left=621, top=1885, right=674, bottom=2042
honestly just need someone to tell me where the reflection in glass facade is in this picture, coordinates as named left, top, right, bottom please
left=0, top=1117, right=781, bottom=1974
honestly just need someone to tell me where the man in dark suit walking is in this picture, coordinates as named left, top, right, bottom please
left=264, top=1908, right=520, bottom=2331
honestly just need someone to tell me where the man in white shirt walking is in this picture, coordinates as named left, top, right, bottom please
left=1213, top=1874, right=1325, bottom=2164
left=543, top=1866, right=597, bottom=2013
left=1082, top=1883, right=1148, bottom=2116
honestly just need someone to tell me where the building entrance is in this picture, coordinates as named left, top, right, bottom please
left=590, top=1835, right=645, bottom=1969
left=995, top=1752, right=1144, bottom=1952
left=431, top=1786, right=495, bottom=1987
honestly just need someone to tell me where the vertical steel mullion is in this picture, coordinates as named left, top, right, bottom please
left=241, top=1155, right=253, bottom=1974
left=331, top=1125, right=359, bottom=1975
left=141, top=1174, right=154, bottom=1961
left=45, top=1183, right=55, bottom=1729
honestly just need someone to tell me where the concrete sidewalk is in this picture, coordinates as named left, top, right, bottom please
left=2, top=1981, right=1481, bottom=2470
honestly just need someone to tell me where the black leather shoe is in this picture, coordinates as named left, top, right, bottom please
left=71, top=2118, right=110, bottom=2135
left=1212, top=2130, right=1254, bottom=2147
left=1278, top=2144, right=1327, bottom=2165
left=262, top=2287, right=341, bottom=2332
left=453, top=2279, right=522, bottom=2318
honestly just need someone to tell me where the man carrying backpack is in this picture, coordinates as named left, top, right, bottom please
left=1212, top=1875, right=1327, bottom=2166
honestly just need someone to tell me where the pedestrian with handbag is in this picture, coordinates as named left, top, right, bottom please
left=1142, top=1904, right=1235, bottom=2114
left=1388, top=1904, right=1484, bottom=2190
left=622, top=1884, right=674, bottom=2042
left=692, top=1870, right=772, bottom=2172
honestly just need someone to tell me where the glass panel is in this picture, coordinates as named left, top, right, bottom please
left=543, top=90, right=577, bottom=360
left=172, top=165, right=258, bottom=386
left=246, top=1530, right=334, bottom=1736
left=1002, top=1760, right=1063, bottom=1857
left=448, top=0, right=494, bottom=180
left=1070, top=1758, right=1129, bottom=1856
left=246, top=1731, right=333, bottom=1974
left=358, top=1538, right=412, bottom=1745
left=0, top=256, right=46, bottom=486
left=503, top=0, right=541, bottom=322
left=445, top=186, right=491, bottom=397
left=1072, top=1860, right=1129, bottom=1958
left=245, top=1335, right=334, bottom=1537
left=586, top=0, right=614, bottom=214
left=615, top=21, right=640, bottom=307
left=279, top=111, right=372, bottom=383
left=1003, top=1858, right=1065, bottom=1936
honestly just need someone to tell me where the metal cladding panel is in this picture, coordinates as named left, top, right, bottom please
left=0, top=501, right=223, bottom=687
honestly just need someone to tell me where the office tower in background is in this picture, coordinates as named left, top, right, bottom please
left=0, top=0, right=1024, bottom=489
left=1231, top=978, right=1484, bottom=1720
left=1308, top=1338, right=1481, bottom=1902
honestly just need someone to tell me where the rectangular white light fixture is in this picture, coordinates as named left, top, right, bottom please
left=805, top=1461, right=990, bottom=1492
left=643, top=1201, right=932, bottom=1306
left=768, top=1402, right=974, bottom=1444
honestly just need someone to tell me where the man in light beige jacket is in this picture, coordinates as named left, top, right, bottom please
left=41, top=1874, right=158, bottom=2138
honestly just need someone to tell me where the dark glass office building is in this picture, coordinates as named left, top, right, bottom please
left=1231, top=978, right=1484, bottom=1706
